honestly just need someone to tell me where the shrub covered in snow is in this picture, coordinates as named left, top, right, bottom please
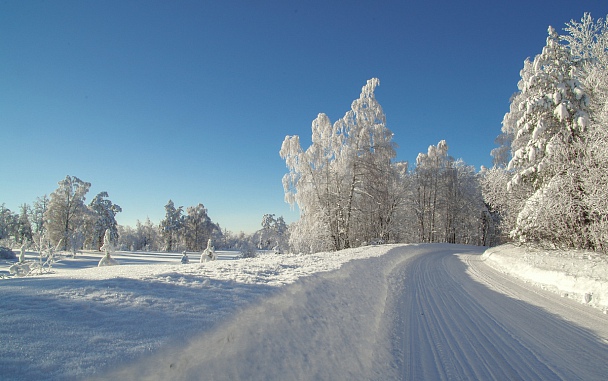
left=200, top=239, right=217, bottom=262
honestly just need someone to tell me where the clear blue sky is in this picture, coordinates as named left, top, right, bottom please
left=1, top=1, right=606, bottom=233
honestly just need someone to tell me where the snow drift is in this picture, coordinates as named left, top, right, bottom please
left=482, top=244, right=608, bottom=312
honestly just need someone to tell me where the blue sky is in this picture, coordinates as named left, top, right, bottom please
left=1, top=1, right=606, bottom=233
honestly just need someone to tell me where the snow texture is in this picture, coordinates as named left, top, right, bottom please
left=483, top=244, right=608, bottom=312
left=1, top=244, right=607, bottom=381
left=0, top=246, right=393, bottom=380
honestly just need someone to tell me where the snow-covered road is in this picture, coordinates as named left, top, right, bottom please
left=94, top=244, right=608, bottom=381
left=386, top=247, right=608, bottom=380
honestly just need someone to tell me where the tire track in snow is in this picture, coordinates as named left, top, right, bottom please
left=92, top=244, right=608, bottom=380
left=386, top=245, right=608, bottom=380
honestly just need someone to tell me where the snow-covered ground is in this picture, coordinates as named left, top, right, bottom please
left=482, top=244, right=608, bottom=312
left=1, top=244, right=607, bottom=380
left=0, top=245, right=398, bottom=381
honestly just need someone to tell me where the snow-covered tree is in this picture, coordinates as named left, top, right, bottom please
left=413, top=140, right=451, bottom=243
left=412, top=141, right=485, bottom=245
left=383, top=161, right=416, bottom=244
left=117, top=217, right=159, bottom=251
left=562, top=13, right=608, bottom=251
left=504, top=26, right=592, bottom=248
left=89, top=192, right=122, bottom=250
left=44, top=176, right=91, bottom=250
left=480, top=166, right=528, bottom=245
left=280, top=78, right=398, bottom=252
left=17, top=204, right=32, bottom=244
left=160, top=200, right=183, bottom=252
left=183, top=203, right=219, bottom=251
left=257, top=214, right=289, bottom=253
left=31, top=195, right=49, bottom=234
left=280, top=114, right=343, bottom=252
left=506, top=27, right=589, bottom=190
left=0, top=204, right=17, bottom=243
left=487, top=14, right=608, bottom=251
left=98, top=228, right=119, bottom=266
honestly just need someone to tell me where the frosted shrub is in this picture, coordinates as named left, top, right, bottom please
left=98, top=229, right=119, bottom=267
left=200, top=239, right=217, bottom=262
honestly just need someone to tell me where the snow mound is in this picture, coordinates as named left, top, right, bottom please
left=482, top=244, right=608, bottom=312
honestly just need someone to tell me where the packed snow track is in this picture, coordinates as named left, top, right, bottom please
left=96, top=244, right=608, bottom=381
left=387, top=246, right=608, bottom=380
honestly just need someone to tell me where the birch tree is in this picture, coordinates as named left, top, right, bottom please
left=413, top=140, right=450, bottom=243
left=280, top=78, right=397, bottom=252
left=45, top=176, right=91, bottom=250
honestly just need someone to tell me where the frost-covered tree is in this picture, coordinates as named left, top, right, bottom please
left=89, top=192, right=122, bottom=250
left=384, top=161, right=416, bottom=244
left=560, top=14, right=608, bottom=251
left=280, top=78, right=397, bottom=252
left=412, top=141, right=485, bottom=245
left=413, top=140, right=451, bottom=243
left=160, top=200, right=183, bottom=252
left=505, top=26, right=592, bottom=248
left=45, top=176, right=91, bottom=250
left=488, top=14, right=608, bottom=250
left=280, top=114, right=344, bottom=252
left=333, top=78, right=397, bottom=246
left=506, top=27, right=589, bottom=190
left=98, top=228, right=119, bottom=266
left=0, top=204, right=18, bottom=243
left=31, top=195, right=49, bottom=234
left=117, top=218, right=159, bottom=251
left=17, top=204, right=33, bottom=244
left=183, top=203, right=219, bottom=251
left=257, top=214, right=289, bottom=253
left=480, top=166, right=528, bottom=245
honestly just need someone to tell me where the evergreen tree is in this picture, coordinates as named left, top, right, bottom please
left=507, top=27, right=589, bottom=191
left=506, top=26, right=591, bottom=248
left=89, top=192, right=122, bottom=250
left=0, top=204, right=17, bottom=242
left=183, top=203, right=218, bottom=251
left=160, top=200, right=183, bottom=252
left=17, top=204, right=33, bottom=244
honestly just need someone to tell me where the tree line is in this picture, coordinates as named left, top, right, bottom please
left=280, top=79, right=488, bottom=253
left=0, top=176, right=122, bottom=254
left=5, top=14, right=606, bottom=256
left=1, top=176, right=289, bottom=254
left=484, top=13, right=608, bottom=252
left=281, top=13, right=608, bottom=254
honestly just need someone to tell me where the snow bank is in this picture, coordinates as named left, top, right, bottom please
left=482, top=244, right=608, bottom=312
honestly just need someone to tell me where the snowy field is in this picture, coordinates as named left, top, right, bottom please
left=0, top=245, right=398, bottom=381
left=1, top=244, right=608, bottom=380
left=482, top=244, right=608, bottom=312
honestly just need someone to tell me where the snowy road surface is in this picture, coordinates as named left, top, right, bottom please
left=95, top=244, right=608, bottom=381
